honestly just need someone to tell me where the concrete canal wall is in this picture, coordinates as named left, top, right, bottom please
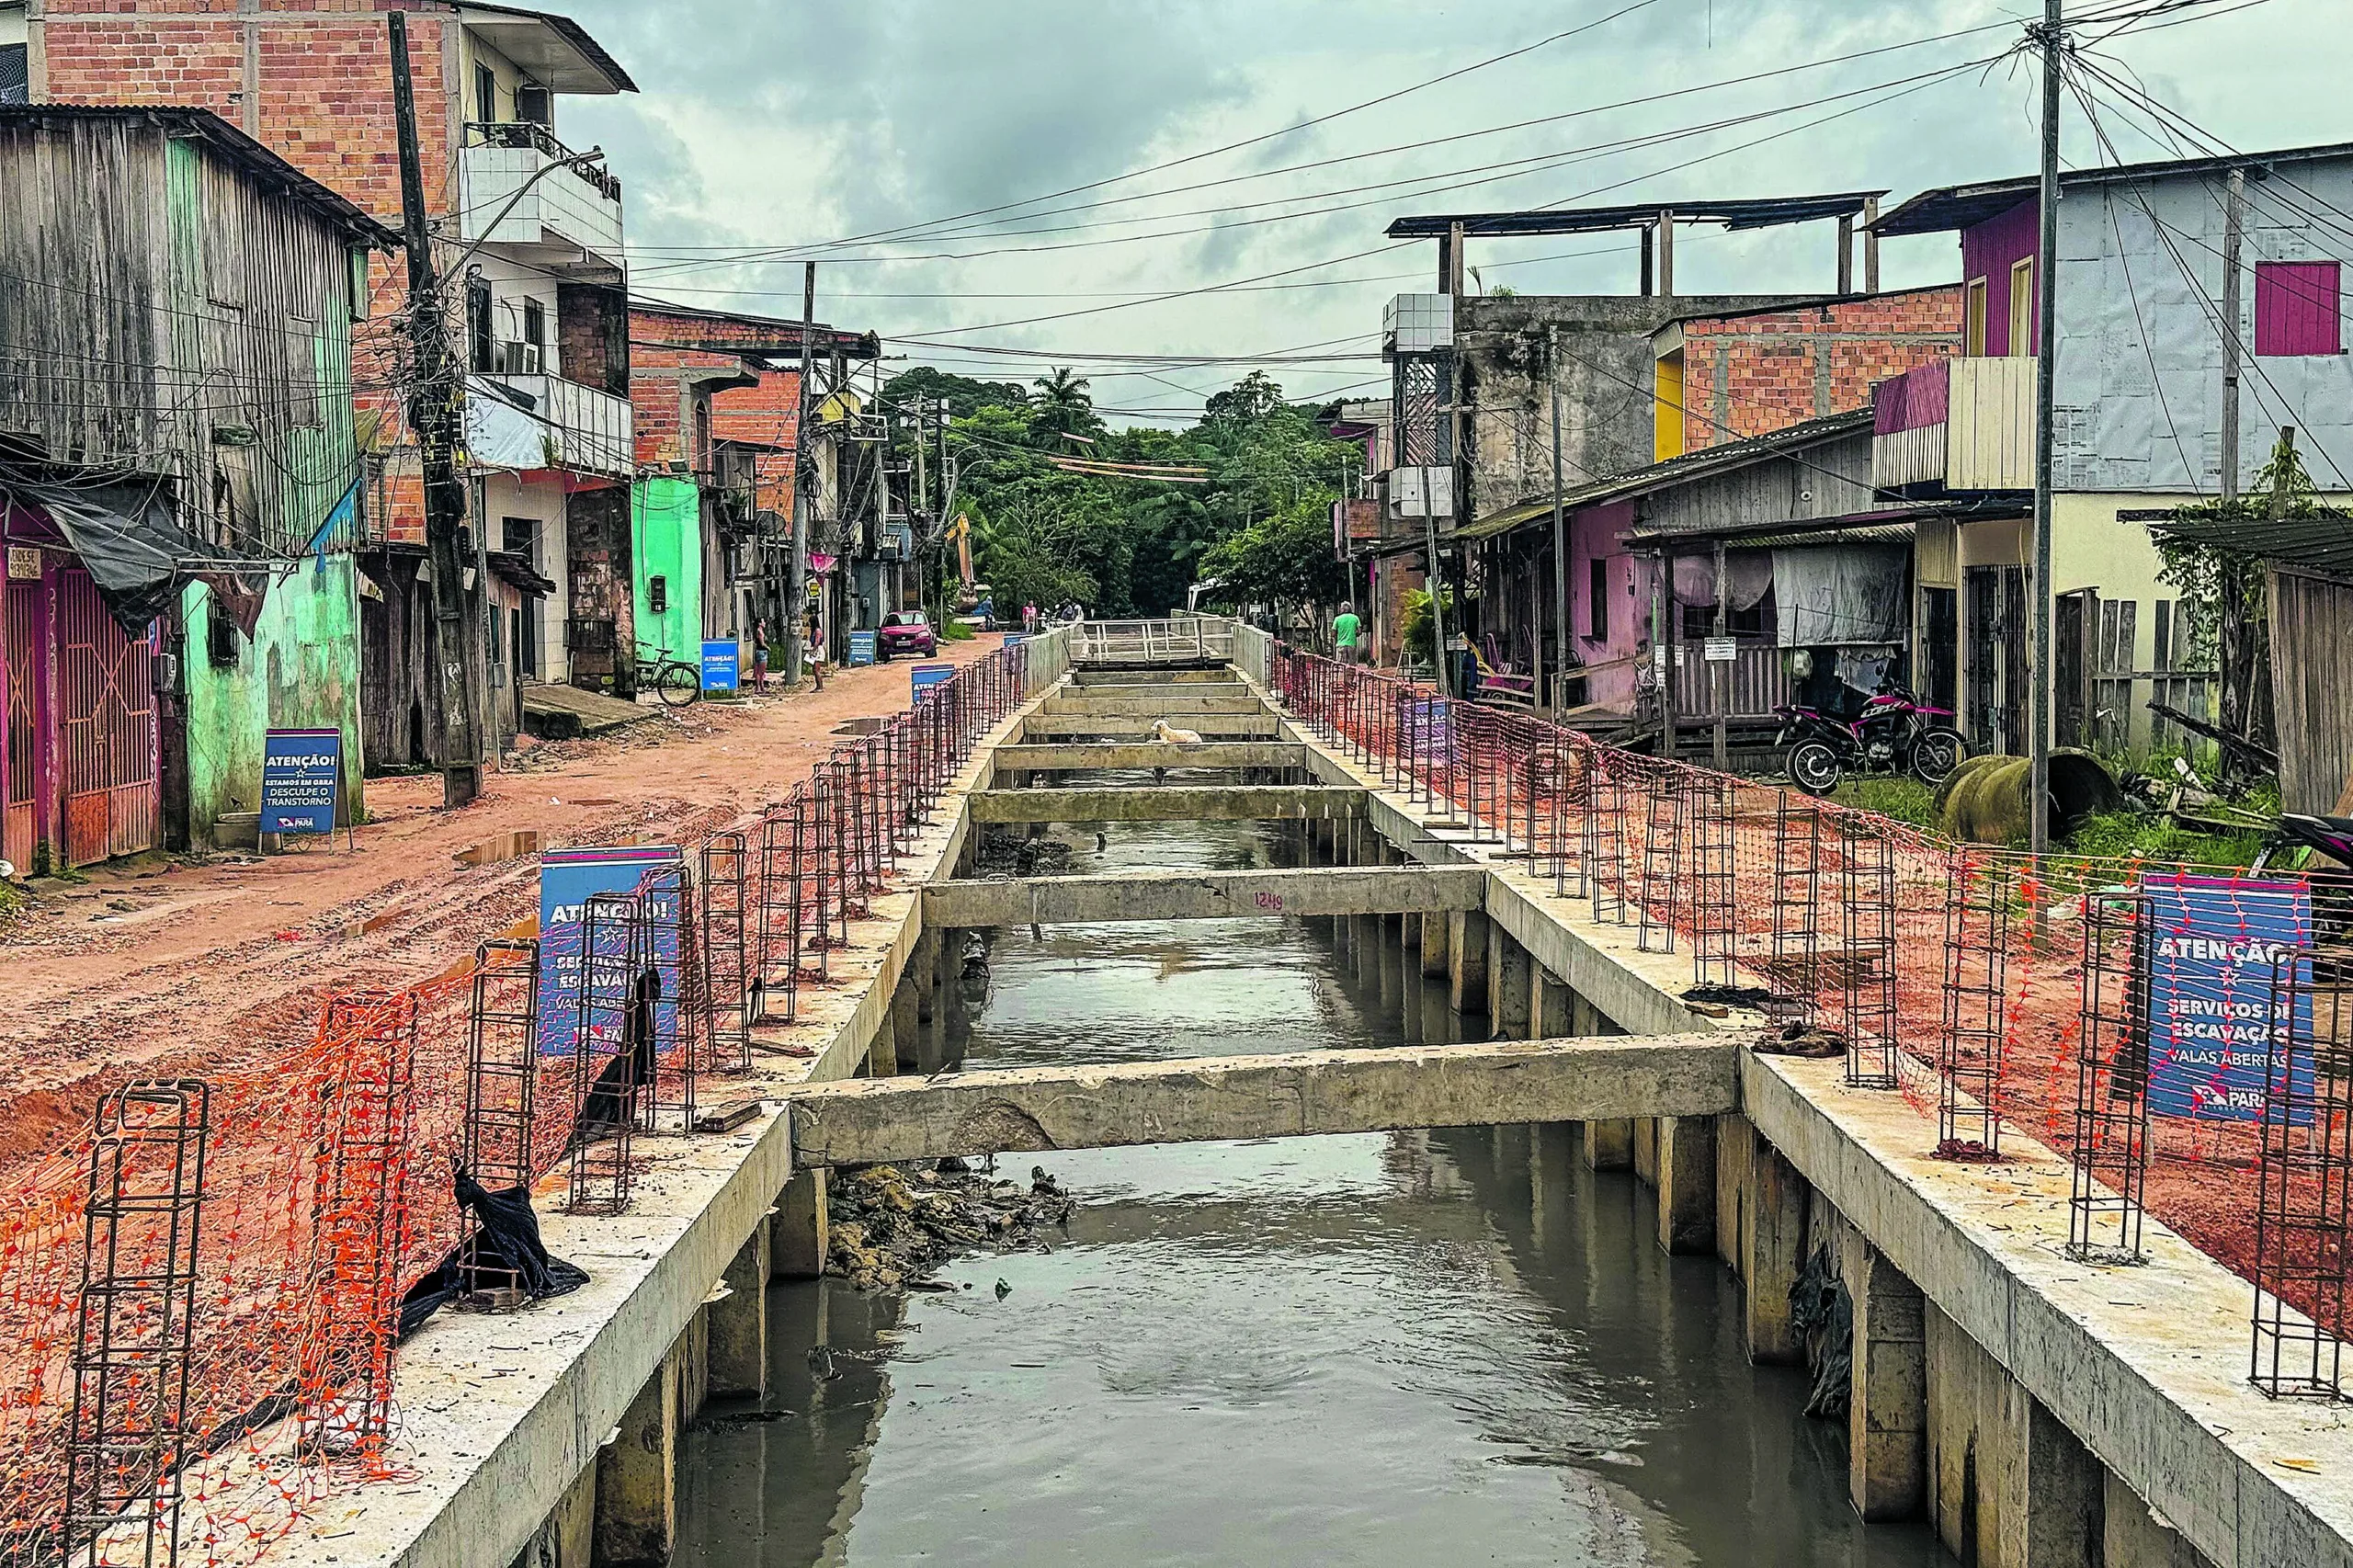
left=299, top=647, right=2347, bottom=1568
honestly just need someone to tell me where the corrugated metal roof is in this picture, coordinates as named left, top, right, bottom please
left=1873, top=141, right=2353, bottom=237
left=1386, top=191, right=1886, bottom=240
left=2149, top=509, right=2353, bottom=579
left=1455, top=409, right=1875, bottom=540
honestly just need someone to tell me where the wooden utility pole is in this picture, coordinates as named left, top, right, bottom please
left=389, top=11, right=483, bottom=807
left=786, top=262, right=815, bottom=685
left=2027, top=0, right=2063, bottom=862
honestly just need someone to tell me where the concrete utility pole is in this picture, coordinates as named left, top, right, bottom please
left=1548, top=324, right=1567, bottom=711
left=389, top=11, right=483, bottom=807
left=786, top=262, right=815, bottom=685
left=2220, top=167, right=2245, bottom=503
left=2027, top=0, right=2064, bottom=862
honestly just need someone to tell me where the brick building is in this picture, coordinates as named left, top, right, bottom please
left=628, top=301, right=885, bottom=664
left=1653, top=286, right=1965, bottom=459
left=17, top=0, right=644, bottom=749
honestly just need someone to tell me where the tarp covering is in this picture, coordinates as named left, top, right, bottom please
left=3, top=477, right=275, bottom=635
left=1772, top=542, right=1907, bottom=646
left=465, top=376, right=558, bottom=472
left=1670, top=548, right=1773, bottom=611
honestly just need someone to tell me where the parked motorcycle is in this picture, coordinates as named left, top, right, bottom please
left=1774, top=683, right=1965, bottom=796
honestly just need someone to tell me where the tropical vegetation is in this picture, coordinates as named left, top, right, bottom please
left=882, top=366, right=1361, bottom=622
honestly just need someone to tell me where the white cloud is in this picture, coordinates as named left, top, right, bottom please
left=554, top=0, right=2353, bottom=421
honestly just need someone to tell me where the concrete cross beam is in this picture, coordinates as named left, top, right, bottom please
left=967, top=785, right=1364, bottom=824
left=1041, top=693, right=1265, bottom=715
left=1021, top=714, right=1285, bottom=739
left=992, top=741, right=1310, bottom=772
left=923, top=865, right=1489, bottom=927
left=784, top=1034, right=1740, bottom=1167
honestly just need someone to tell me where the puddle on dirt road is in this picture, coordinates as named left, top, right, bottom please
left=676, top=810, right=1950, bottom=1566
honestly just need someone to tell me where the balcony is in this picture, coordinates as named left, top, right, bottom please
left=467, top=372, right=634, bottom=479
left=1871, top=357, right=2036, bottom=493
left=459, top=122, right=625, bottom=275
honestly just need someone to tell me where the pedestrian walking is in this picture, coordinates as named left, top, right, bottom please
left=1332, top=601, right=1363, bottom=665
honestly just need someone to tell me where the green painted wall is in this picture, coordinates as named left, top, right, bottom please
left=631, top=477, right=704, bottom=666
left=183, top=552, right=366, bottom=832
left=168, top=136, right=369, bottom=839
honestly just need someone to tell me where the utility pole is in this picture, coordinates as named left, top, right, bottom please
left=1548, top=324, right=1567, bottom=714
left=2027, top=0, right=2064, bottom=863
left=786, top=261, right=815, bottom=685
left=389, top=11, right=482, bottom=807
left=2220, top=167, right=2245, bottom=503
left=911, top=408, right=931, bottom=622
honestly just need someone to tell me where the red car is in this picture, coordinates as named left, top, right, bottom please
left=877, top=610, right=938, bottom=659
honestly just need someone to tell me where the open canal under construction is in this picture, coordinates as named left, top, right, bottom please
left=675, top=807, right=1950, bottom=1566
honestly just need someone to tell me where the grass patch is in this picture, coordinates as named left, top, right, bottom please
left=1832, top=776, right=1940, bottom=830
left=2067, top=809, right=2266, bottom=869
left=941, top=619, right=976, bottom=642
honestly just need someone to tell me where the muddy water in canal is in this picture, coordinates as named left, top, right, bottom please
left=676, top=808, right=1949, bottom=1566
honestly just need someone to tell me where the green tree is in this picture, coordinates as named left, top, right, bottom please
left=2160, top=431, right=2315, bottom=765
left=1028, top=367, right=1105, bottom=446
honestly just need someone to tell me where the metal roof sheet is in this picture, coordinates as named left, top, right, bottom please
left=1871, top=140, right=2353, bottom=236
left=1386, top=191, right=1886, bottom=240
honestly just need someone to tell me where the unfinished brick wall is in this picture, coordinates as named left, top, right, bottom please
left=38, top=2, right=460, bottom=227
left=631, top=308, right=807, bottom=518
left=1675, top=287, right=1963, bottom=453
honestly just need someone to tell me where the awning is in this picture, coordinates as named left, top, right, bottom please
left=1, top=476, right=276, bottom=635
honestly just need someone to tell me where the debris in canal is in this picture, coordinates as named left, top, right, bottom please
left=1789, top=1245, right=1854, bottom=1420
left=975, top=826, right=1074, bottom=878
left=825, top=1161, right=1076, bottom=1291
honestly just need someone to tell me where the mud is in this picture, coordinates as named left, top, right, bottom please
left=824, top=1161, right=1076, bottom=1292
left=0, top=638, right=1007, bottom=1157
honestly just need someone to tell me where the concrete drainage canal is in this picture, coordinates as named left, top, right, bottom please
left=673, top=784, right=1949, bottom=1565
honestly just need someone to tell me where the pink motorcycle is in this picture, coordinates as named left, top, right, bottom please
left=1773, top=682, right=1965, bottom=797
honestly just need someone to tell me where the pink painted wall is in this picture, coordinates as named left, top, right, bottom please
left=1961, top=197, right=2040, bottom=356
left=2255, top=260, right=2343, bottom=355
left=1565, top=499, right=1651, bottom=711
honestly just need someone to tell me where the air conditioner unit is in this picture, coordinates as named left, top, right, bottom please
left=1387, top=465, right=1454, bottom=520
left=499, top=340, right=540, bottom=374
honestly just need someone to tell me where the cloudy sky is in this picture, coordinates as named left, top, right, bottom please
left=555, top=0, right=2336, bottom=423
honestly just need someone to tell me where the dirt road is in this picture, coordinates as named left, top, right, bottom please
left=0, top=638, right=1004, bottom=1162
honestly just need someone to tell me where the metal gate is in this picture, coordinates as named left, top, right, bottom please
left=56, top=564, right=158, bottom=865
left=4, top=577, right=42, bottom=871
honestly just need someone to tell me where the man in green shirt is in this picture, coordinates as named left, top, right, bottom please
left=1332, top=602, right=1362, bottom=663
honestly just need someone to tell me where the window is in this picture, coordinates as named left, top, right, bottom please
left=466, top=278, right=493, bottom=373
left=475, top=62, right=499, bottom=125
left=515, top=81, right=551, bottom=125
left=1587, top=557, right=1609, bottom=642
left=522, top=296, right=545, bottom=350
left=1963, top=278, right=1988, bottom=356
left=2255, top=261, right=2342, bottom=356
left=1, top=44, right=28, bottom=107
left=2007, top=258, right=2035, bottom=357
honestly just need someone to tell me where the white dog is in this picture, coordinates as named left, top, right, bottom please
left=1151, top=719, right=1203, bottom=744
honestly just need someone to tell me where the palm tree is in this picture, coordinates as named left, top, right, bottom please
left=1029, top=367, right=1103, bottom=443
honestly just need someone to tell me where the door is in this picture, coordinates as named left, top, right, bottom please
left=1920, top=586, right=1958, bottom=719
left=5, top=576, right=47, bottom=872
left=1964, top=566, right=2028, bottom=756
left=2054, top=589, right=2091, bottom=746
left=56, top=565, right=158, bottom=865
left=504, top=517, right=544, bottom=678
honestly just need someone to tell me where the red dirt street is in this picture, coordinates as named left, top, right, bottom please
left=0, top=637, right=1004, bottom=1165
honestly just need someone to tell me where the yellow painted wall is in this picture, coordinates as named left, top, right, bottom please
left=1654, top=349, right=1686, bottom=462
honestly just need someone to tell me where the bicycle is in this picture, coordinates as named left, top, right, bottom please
left=634, top=643, right=703, bottom=708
